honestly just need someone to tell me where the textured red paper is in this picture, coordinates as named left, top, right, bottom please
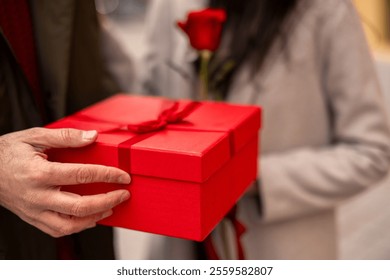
left=47, top=94, right=261, bottom=241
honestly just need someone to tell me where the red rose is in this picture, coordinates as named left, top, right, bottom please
left=177, top=8, right=226, bottom=51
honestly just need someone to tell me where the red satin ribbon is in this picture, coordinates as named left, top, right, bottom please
left=126, top=101, right=201, bottom=133
left=203, top=205, right=246, bottom=260
left=227, top=205, right=246, bottom=260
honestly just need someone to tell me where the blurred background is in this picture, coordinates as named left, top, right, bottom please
left=354, top=0, right=390, bottom=50
left=95, top=0, right=390, bottom=260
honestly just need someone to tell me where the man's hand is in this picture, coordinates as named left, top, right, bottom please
left=0, top=127, right=131, bottom=237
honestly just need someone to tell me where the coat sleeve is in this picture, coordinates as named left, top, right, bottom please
left=258, top=0, right=390, bottom=223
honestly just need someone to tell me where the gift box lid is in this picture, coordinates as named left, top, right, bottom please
left=47, top=94, right=261, bottom=183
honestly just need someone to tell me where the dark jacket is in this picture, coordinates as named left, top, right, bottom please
left=0, top=0, right=120, bottom=259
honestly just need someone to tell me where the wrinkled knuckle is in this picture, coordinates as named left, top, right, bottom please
left=35, top=224, right=61, bottom=238
left=60, top=129, right=74, bottom=144
left=25, top=127, right=44, bottom=142
left=76, top=168, right=95, bottom=184
left=103, top=168, right=115, bottom=183
left=57, top=222, right=76, bottom=236
left=20, top=210, right=38, bottom=226
left=28, top=127, right=43, bottom=137
left=28, top=169, right=47, bottom=184
left=70, top=201, right=88, bottom=217
left=49, top=231, right=63, bottom=238
left=23, top=193, right=39, bottom=208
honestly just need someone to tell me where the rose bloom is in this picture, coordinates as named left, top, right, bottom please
left=177, top=8, right=226, bottom=51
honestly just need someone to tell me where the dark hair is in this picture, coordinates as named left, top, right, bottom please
left=208, top=0, right=300, bottom=96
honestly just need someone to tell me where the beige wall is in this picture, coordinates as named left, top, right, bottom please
left=353, top=0, right=389, bottom=50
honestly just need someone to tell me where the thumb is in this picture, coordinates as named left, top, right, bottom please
left=26, top=127, right=98, bottom=149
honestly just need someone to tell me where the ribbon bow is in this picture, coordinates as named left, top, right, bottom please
left=126, top=101, right=201, bottom=134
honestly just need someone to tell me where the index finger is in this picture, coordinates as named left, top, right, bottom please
left=44, top=161, right=131, bottom=186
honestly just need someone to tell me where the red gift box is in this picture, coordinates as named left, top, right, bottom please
left=46, top=94, right=261, bottom=241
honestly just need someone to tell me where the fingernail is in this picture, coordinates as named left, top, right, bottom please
left=82, top=130, right=97, bottom=141
left=120, top=191, right=130, bottom=203
left=102, top=210, right=113, bottom=219
left=119, top=174, right=131, bottom=184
